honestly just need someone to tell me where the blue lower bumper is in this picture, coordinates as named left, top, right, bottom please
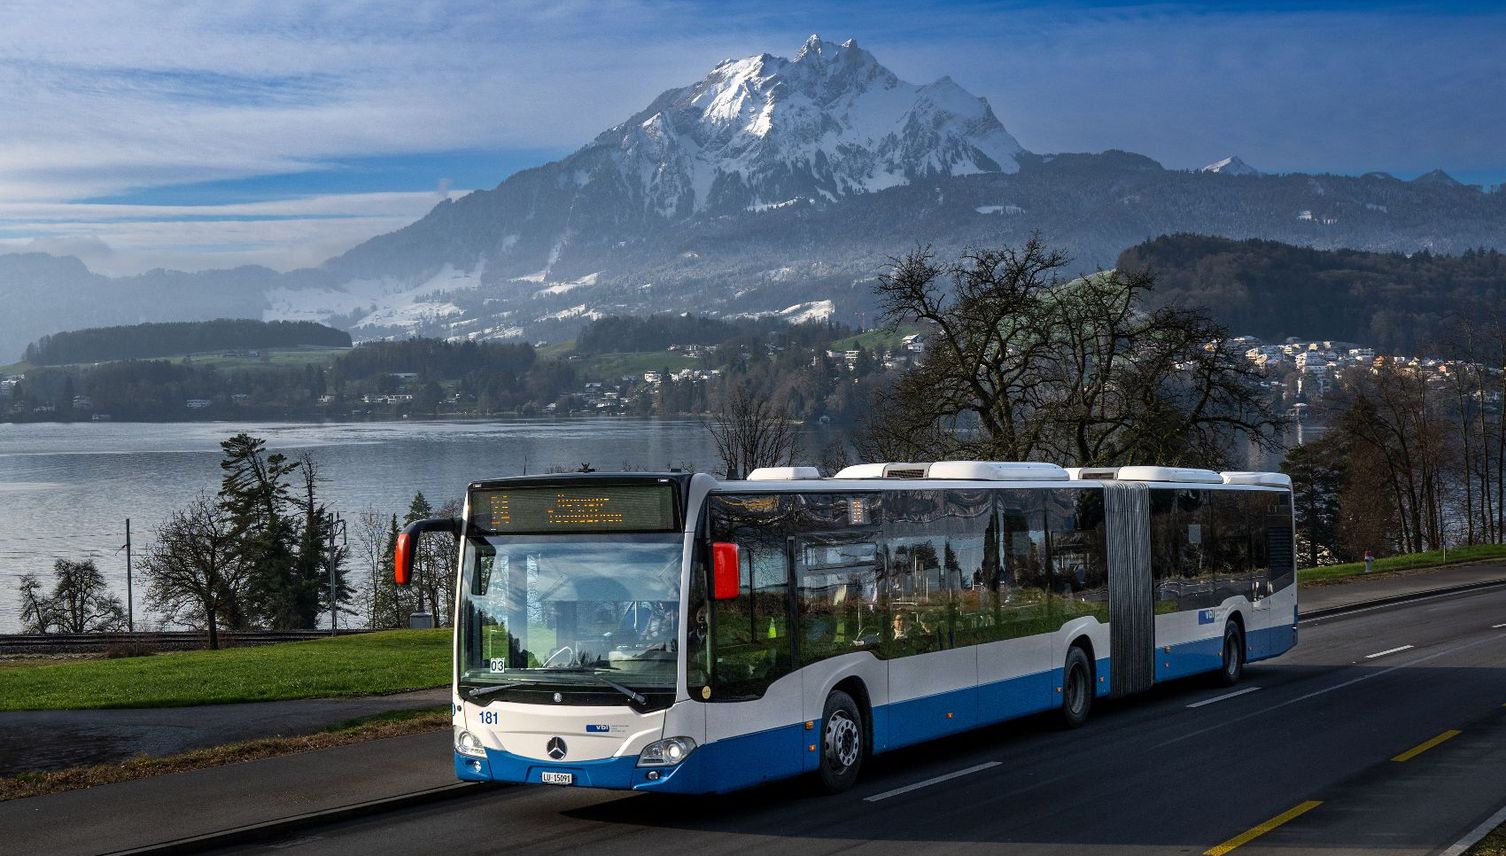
left=455, top=747, right=709, bottom=793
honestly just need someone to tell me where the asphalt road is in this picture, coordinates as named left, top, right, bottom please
left=214, top=587, right=1506, bottom=856
left=0, top=688, right=449, bottom=776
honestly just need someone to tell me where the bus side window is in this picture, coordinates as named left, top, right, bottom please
left=707, top=494, right=794, bottom=700
left=999, top=491, right=1050, bottom=639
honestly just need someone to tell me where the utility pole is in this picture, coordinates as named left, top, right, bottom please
left=327, top=513, right=346, bottom=636
left=124, top=519, right=134, bottom=632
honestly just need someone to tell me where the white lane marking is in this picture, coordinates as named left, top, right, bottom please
left=1153, top=634, right=1505, bottom=750
left=863, top=761, right=1001, bottom=802
left=1365, top=644, right=1415, bottom=659
left=1186, top=686, right=1262, bottom=708
left=1440, top=800, right=1506, bottom=856
left=1492, top=623, right=1506, bottom=629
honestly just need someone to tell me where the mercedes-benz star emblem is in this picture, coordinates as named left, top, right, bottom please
left=546, top=737, right=568, bottom=760
left=552, top=692, right=563, bottom=703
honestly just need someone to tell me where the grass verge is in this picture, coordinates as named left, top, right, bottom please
left=1297, top=543, right=1506, bottom=586
left=0, top=629, right=450, bottom=711
left=0, top=706, right=449, bottom=802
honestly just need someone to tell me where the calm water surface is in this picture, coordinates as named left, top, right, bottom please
left=0, top=419, right=720, bottom=632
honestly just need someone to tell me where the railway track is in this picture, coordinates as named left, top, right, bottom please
left=0, top=629, right=372, bottom=655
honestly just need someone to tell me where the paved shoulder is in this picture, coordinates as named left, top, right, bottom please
left=1300, top=563, right=1506, bottom=615
left=1, top=730, right=456, bottom=856
left=0, top=687, right=449, bottom=776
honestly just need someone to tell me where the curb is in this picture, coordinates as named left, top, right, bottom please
left=103, top=782, right=490, bottom=856
left=1299, top=577, right=1506, bottom=621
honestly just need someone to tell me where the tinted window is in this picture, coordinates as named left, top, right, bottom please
left=1047, top=488, right=1109, bottom=622
left=795, top=494, right=883, bottom=665
left=999, top=491, right=1053, bottom=638
left=883, top=490, right=949, bottom=656
left=707, top=494, right=794, bottom=700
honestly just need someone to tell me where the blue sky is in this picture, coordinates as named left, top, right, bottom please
left=1, top=0, right=1502, bottom=273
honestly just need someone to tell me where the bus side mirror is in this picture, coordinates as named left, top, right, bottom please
left=711, top=542, right=740, bottom=600
left=394, top=517, right=461, bottom=586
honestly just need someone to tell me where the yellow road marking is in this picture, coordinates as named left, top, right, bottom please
left=1205, top=800, right=1323, bottom=855
left=1392, top=729, right=1462, bottom=762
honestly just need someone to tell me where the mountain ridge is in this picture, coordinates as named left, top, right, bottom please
left=3, top=36, right=1505, bottom=361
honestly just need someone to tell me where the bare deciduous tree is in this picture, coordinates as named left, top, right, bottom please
left=48, top=558, right=127, bottom=633
left=352, top=507, right=392, bottom=628
left=16, top=572, right=56, bottom=634
left=143, top=492, right=249, bottom=649
left=864, top=238, right=1283, bottom=466
left=704, top=382, right=800, bottom=479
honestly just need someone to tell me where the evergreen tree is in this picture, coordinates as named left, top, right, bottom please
left=218, top=432, right=302, bottom=628
left=371, top=514, right=419, bottom=628
left=1282, top=435, right=1348, bottom=566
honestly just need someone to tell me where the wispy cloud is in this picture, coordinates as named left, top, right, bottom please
left=1, top=1, right=1501, bottom=272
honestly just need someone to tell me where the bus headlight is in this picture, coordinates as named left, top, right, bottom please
left=637, top=736, right=697, bottom=767
left=455, top=728, right=486, bottom=758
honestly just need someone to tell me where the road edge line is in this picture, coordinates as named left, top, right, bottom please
left=1439, top=800, right=1506, bottom=856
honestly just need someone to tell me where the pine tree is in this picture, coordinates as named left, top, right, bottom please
left=218, top=432, right=302, bottom=628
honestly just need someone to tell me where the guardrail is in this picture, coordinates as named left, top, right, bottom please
left=0, top=629, right=374, bottom=655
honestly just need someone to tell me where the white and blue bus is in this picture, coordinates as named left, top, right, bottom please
left=395, top=461, right=1297, bottom=794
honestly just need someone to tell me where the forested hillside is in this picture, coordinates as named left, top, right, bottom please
left=1118, top=235, right=1506, bottom=352
left=23, top=319, right=351, bottom=365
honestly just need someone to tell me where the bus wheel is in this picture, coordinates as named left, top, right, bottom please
left=819, top=690, right=864, bottom=793
left=1218, top=622, right=1245, bottom=687
left=1059, top=646, right=1093, bottom=729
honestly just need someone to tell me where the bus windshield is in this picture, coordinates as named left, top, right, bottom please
left=457, top=533, right=684, bottom=707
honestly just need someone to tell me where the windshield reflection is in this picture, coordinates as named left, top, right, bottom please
left=458, top=535, right=684, bottom=696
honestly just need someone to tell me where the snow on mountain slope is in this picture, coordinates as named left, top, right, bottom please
left=265, top=264, right=485, bottom=328
left=595, top=35, right=1024, bottom=216
left=1200, top=155, right=1261, bottom=176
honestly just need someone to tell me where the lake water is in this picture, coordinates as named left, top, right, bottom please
left=0, top=419, right=722, bottom=633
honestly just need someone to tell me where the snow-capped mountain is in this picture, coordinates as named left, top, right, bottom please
left=599, top=36, right=1024, bottom=217
left=1200, top=155, right=1261, bottom=176
left=3, top=38, right=1504, bottom=361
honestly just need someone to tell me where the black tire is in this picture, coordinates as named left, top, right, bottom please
left=819, top=690, right=864, bottom=793
left=1218, top=621, right=1245, bottom=687
left=1059, top=646, right=1093, bottom=729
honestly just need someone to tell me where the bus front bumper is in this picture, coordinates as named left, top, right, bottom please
left=455, top=748, right=706, bottom=793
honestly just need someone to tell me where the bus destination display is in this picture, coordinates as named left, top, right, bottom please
left=470, top=484, right=677, bottom=534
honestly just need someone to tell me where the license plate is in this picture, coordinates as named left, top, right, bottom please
left=540, top=771, right=574, bottom=785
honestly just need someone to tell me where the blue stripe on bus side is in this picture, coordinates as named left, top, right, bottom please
left=458, top=628, right=1298, bottom=793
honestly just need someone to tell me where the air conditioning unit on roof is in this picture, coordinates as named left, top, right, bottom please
left=1220, top=471, right=1292, bottom=488
left=832, top=461, right=1069, bottom=481
left=1115, top=466, right=1224, bottom=484
left=745, top=466, right=822, bottom=481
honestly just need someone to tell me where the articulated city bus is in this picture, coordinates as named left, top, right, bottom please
left=394, top=461, right=1297, bottom=794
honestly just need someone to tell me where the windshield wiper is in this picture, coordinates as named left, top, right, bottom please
left=466, top=681, right=524, bottom=700
left=534, top=667, right=648, bottom=706
left=593, top=675, right=649, bottom=706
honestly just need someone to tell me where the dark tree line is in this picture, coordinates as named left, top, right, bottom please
left=1119, top=234, right=1506, bottom=354
left=24, top=319, right=350, bottom=365
left=574, top=314, right=746, bottom=354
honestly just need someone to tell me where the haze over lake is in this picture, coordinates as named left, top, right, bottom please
left=0, top=419, right=721, bottom=633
